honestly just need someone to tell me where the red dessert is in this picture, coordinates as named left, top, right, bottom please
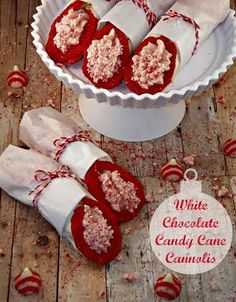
left=7, top=65, right=28, bottom=88
left=14, top=267, right=42, bottom=296
left=45, top=1, right=98, bottom=64
left=161, top=159, right=184, bottom=182
left=155, top=273, right=182, bottom=300
left=84, top=161, right=145, bottom=222
left=125, top=35, right=177, bottom=94
left=223, top=138, right=236, bottom=158
left=82, top=23, right=130, bottom=89
left=71, top=197, right=122, bottom=265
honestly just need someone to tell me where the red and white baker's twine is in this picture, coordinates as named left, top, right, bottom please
left=53, top=131, right=93, bottom=161
left=163, top=10, right=200, bottom=55
left=29, top=165, right=76, bottom=209
left=131, top=0, right=157, bottom=28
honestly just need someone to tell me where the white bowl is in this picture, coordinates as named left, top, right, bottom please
left=32, top=1, right=236, bottom=108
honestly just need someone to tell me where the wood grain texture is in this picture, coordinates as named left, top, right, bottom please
left=0, top=1, right=235, bottom=302
left=0, top=0, right=23, bottom=301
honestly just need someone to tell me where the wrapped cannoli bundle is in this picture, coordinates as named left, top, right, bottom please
left=124, top=0, right=230, bottom=94
left=82, top=0, right=177, bottom=89
left=20, top=107, right=145, bottom=222
left=0, top=145, right=122, bottom=265
left=45, top=0, right=119, bottom=64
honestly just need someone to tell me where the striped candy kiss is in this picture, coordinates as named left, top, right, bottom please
left=154, top=273, right=182, bottom=300
left=160, top=159, right=184, bottom=182
left=7, top=65, right=28, bottom=88
left=223, top=139, right=236, bottom=158
left=14, top=267, right=42, bottom=296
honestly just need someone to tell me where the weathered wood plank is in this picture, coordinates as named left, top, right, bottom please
left=0, top=0, right=23, bottom=301
left=8, top=0, right=61, bottom=301
left=181, top=89, right=226, bottom=177
left=213, top=64, right=236, bottom=176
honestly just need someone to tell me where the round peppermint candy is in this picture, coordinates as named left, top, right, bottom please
left=7, top=65, right=28, bottom=88
left=223, top=139, right=236, bottom=158
left=14, top=267, right=42, bottom=296
left=154, top=273, right=182, bottom=300
left=160, top=159, right=184, bottom=182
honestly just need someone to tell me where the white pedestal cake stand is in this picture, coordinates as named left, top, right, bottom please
left=78, top=18, right=234, bottom=141
left=32, top=1, right=236, bottom=142
left=79, top=96, right=186, bottom=142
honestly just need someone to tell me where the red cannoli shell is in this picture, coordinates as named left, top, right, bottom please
left=84, top=161, right=146, bottom=222
left=71, top=197, right=122, bottom=265
left=45, top=0, right=98, bottom=64
left=124, top=35, right=177, bottom=95
left=82, top=22, right=130, bottom=89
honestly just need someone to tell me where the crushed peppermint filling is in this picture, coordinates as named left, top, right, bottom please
left=86, top=29, right=123, bottom=83
left=99, top=170, right=141, bottom=213
left=131, top=40, right=172, bottom=89
left=54, top=9, right=89, bottom=53
left=82, top=205, right=114, bottom=254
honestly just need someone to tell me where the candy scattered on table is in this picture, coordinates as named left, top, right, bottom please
left=98, top=291, right=106, bottom=299
left=217, top=185, right=230, bottom=198
left=154, top=273, right=182, bottom=300
left=216, top=95, right=227, bottom=104
left=123, top=272, right=139, bottom=282
left=183, top=154, right=196, bottom=166
left=7, top=65, right=28, bottom=88
left=160, top=159, right=184, bottom=182
left=14, top=267, right=42, bottom=296
left=223, top=139, right=236, bottom=158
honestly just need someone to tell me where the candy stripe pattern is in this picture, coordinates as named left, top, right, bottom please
left=7, top=65, right=28, bottom=88
left=53, top=131, right=93, bottom=161
left=154, top=273, right=182, bottom=300
left=29, top=165, right=77, bottom=209
left=131, top=0, right=157, bottom=27
left=163, top=10, right=200, bottom=55
left=14, top=267, right=42, bottom=296
left=161, top=159, right=184, bottom=182
left=223, top=138, right=236, bottom=158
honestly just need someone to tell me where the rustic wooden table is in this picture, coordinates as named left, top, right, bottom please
left=0, top=0, right=236, bottom=301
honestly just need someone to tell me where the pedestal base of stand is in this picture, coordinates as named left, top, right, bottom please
left=79, top=95, right=186, bottom=142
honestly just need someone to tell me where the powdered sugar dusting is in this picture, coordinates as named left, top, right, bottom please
left=82, top=205, right=114, bottom=254
left=131, top=40, right=172, bottom=89
left=99, top=170, right=140, bottom=213
left=54, top=9, right=89, bottom=53
left=86, top=29, right=123, bottom=83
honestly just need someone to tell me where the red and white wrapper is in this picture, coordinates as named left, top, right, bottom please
left=99, top=0, right=176, bottom=49
left=86, top=0, right=119, bottom=19
left=147, top=0, right=230, bottom=69
left=0, top=145, right=89, bottom=240
left=19, top=107, right=111, bottom=179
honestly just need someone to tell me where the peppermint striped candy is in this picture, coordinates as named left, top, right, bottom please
left=14, top=267, right=42, bottom=296
left=7, top=65, right=28, bottom=88
left=223, top=139, right=236, bottom=158
left=154, top=273, right=182, bottom=300
left=160, top=159, right=184, bottom=182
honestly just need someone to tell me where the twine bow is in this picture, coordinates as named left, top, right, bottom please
left=163, top=10, right=200, bottom=55
left=53, top=131, right=93, bottom=161
left=131, top=0, right=157, bottom=28
left=29, top=165, right=76, bottom=209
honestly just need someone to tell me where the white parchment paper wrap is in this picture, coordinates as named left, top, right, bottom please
left=0, top=145, right=90, bottom=240
left=19, top=107, right=111, bottom=179
left=88, top=0, right=118, bottom=19
left=99, top=0, right=176, bottom=49
left=147, top=0, right=230, bottom=69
